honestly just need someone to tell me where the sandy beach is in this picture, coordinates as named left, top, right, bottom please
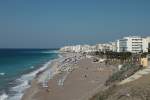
left=22, top=53, right=115, bottom=100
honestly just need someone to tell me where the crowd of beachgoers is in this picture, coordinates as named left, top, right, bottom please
left=35, top=53, right=85, bottom=88
left=22, top=51, right=114, bottom=100
left=58, top=53, right=85, bottom=72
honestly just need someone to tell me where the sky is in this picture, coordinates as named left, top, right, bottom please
left=0, top=0, right=150, bottom=48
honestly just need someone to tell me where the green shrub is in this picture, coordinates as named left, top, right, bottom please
left=105, top=64, right=142, bottom=86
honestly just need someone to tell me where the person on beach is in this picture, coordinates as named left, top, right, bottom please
left=98, top=63, right=102, bottom=71
left=84, top=74, right=87, bottom=78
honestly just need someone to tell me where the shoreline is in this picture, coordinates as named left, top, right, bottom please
left=21, top=52, right=115, bottom=100
left=0, top=52, right=60, bottom=100
left=20, top=53, right=63, bottom=100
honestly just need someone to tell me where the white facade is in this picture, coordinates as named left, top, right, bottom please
left=60, top=43, right=117, bottom=53
left=117, top=36, right=148, bottom=53
left=146, top=37, right=150, bottom=51
left=60, top=36, right=150, bottom=53
left=117, top=38, right=128, bottom=52
left=144, top=37, right=150, bottom=52
left=95, top=43, right=117, bottom=52
left=109, top=42, right=117, bottom=52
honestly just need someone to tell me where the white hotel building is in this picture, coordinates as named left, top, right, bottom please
left=60, top=36, right=150, bottom=53
left=117, top=36, right=149, bottom=53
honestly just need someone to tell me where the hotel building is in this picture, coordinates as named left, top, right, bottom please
left=117, top=36, right=148, bottom=53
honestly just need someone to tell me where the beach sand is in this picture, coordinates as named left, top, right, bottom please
left=22, top=54, right=114, bottom=100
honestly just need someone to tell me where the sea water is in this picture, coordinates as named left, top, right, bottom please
left=0, top=49, right=58, bottom=100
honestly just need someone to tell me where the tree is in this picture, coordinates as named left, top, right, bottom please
left=148, top=48, right=150, bottom=53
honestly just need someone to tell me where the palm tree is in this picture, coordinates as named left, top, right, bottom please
left=148, top=48, right=150, bottom=53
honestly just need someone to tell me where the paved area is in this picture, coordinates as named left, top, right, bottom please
left=119, top=66, right=150, bottom=85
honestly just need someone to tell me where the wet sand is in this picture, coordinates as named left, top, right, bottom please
left=22, top=56, right=114, bottom=100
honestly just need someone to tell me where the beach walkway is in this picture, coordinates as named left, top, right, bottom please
left=119, top=66, right=150, bottom=85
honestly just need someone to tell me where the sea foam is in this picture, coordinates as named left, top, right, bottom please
left=0, top=93, right=8, bottom=100
left=0, top=73, right=5, bottom=76
left=5, top=59, right=54, bottom=100
left=41, top=50, right=59, bottom=54
left=0, top=49, right=59, bottom=100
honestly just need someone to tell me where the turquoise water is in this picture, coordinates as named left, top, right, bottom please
left=0, top=49, right=58, bottom=96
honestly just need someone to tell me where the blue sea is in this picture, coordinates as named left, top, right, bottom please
left=0, top=49, right=59, bottom=100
